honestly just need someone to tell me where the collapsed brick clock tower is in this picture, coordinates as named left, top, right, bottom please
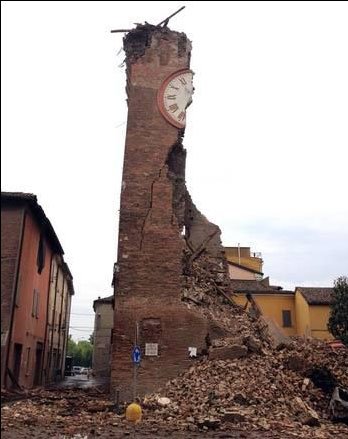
left=111, top=23, right=231, bottom=400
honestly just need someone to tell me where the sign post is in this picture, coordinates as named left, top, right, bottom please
left=132, top=345, right=141, bottom=400
left=131, top=322, right=141, bottom=400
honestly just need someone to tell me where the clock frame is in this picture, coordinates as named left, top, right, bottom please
left=157, top=69, right=193, bottom=129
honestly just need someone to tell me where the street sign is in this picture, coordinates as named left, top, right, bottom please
left=132, top=346, right=141, bottom=364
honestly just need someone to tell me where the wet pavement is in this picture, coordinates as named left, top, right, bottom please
left=52, top=375, right=110, bottom=390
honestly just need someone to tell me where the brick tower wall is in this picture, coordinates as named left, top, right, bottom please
left=111, top=25, right=230, bottom=401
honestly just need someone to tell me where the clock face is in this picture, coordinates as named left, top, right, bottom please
left=157, top=69, right=194, bottom=129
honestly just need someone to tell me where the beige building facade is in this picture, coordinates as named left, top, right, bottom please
left=45, top=255, right=74, bottom=384
left=92, top=296, right=113, bottom=378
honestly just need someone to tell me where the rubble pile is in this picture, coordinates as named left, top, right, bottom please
left=136, top=254, right=348, bottom=437
left=142, top=338, right=348, bottom=436
left=182, top=255, right=263, bottom=335
left=183, top=255, right=233, bottom=311
left=182, top=255, right=288, bottom=359
left=1, top=388, right=121, bottom=437
left=2, top=256, right=347, bottom=437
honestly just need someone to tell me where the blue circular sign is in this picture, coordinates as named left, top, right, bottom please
left=132, top=346, right=141, bottom=364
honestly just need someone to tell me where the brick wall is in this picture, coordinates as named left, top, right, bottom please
left=111, top=25, right=230, bottom=401
left=1, top=207, right=24, bottom=387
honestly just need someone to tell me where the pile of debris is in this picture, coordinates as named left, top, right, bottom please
left=183, top=254, right=234, bottom=310
left=1, top=388, right=120, bottom=437
left=138, top=254, right=348, bottom=437
left=2, top=252, right=347, bottom=437
left=142, top=337, right=347, bottom=436
left=183, top=256, right=255, bottom=331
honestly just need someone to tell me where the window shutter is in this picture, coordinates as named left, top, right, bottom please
left=282, top=310, right=292, bottom=327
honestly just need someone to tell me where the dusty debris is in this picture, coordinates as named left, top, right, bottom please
left=196, top=417, right=221, bottom=430
left=139, top=336, right=348, bottom=436
left=329, top=386, right=348, bottom=422
left=209, top=344, right=248, bottom=360
left=157, top=396, right=171, bottom=406
left=243, top=334, right=262, bottom=354
left=2, top=252, right=348, bottom=438
left=221, top=410, right=249, bottom=423
left=293, top=397, right=320, bottom=426
left=139, top=265, right=348, bottom=438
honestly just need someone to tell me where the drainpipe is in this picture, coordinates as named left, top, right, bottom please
left=48, top=260, right=59, bottom=383
left=238, top=243, right=241, bottom=266
left=41, top=251, right=54, bottom=386
left=3, top=208, right=26, bottom=388
left=56, top=277, right=66, bottom=379
left=60, top=279, right=71, bottom=378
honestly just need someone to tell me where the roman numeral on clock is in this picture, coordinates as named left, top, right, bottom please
left=169, top=104, right=179, bottom=113
left=178, top=111, right=185, bottom=121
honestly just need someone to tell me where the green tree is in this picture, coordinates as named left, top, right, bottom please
left=88, top=332, right=94, bottom=345
left=66, top=335, right=93, bottom=367
left=76, top=340, right=93, bottom=367
left=328, top=276, right=348, bottom=345
left=67, top=335, right=77, bottom=358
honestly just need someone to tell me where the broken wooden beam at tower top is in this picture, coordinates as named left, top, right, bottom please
left=110, top=5, right=186, bottom=33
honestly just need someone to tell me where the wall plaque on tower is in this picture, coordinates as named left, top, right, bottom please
left=145, top=343, right=158, bottom=356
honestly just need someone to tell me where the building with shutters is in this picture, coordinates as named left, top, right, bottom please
left=1, top=192, right=74, bottom=389
left=227, top=247, right=334, bottom=340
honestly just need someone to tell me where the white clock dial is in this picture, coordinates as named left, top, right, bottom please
left=158, top=70, right=194, bottom=128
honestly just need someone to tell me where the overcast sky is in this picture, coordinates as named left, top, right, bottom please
left=2, top=1, right=348, bottom=341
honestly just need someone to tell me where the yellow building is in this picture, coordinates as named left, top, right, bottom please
left=294, top=287, right=333, bottom=340
left=226, top=246, right=334, bottom=340
left=231, top=279, right=297, bottom=336
left=232, top=282, right=333, bottom=340
left=225, top=247, right=263, bottom=280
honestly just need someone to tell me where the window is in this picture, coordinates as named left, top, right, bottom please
left=282, top=310, right=292, bottom=327
left=36, top=234, right=46, bottom=274
left=15, top=274, right=22, bottom=307
left=25, top=347, right=31, bottom=373
left=32, top=289, right=39, bottom=318
left=1, top=331, right=8, bottom=346
left=96, top=314, right=101, bottom=330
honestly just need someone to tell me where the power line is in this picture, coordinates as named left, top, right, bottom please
left=70, top=327, right=112, bottom=332
left=70, top=325, right=112, bottom=329
left=70, top=326, right=95, bottom=329
left=70, top=312, right=95, bottom=316
left=69, top=328, right=93, bottom=333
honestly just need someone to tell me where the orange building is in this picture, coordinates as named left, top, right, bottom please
left=1, top=192, right=74, bottom=389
